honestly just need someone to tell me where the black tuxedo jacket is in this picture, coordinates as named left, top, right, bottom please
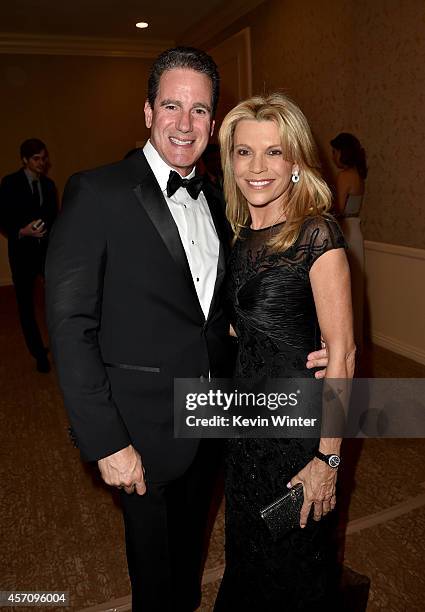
left=0, top=168, right=58, bottom=275
left=46, top=153, right=232, bottom=481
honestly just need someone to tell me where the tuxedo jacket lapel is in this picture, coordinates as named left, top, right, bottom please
left=128, top=154, right=230, bottom=322
left=129, top=154, right=203, bottom=316
left=203, top=181, right=229, bottom=321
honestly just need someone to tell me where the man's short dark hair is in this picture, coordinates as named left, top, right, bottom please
left=147, top=47, right=220, bottom=116
left=20, top=138, right=47, bottom=160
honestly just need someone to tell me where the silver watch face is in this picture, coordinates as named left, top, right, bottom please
left=328, top=454, right=340, bottom=468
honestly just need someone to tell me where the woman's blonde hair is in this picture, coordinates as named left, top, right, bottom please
left=219, top=93, right=332, bottom=251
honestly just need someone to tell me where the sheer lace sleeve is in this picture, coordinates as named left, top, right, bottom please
left=297, top=216, right=347, bottom=271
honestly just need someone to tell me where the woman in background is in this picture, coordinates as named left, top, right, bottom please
left=330, top=133, right=367, bottom=353
left=215, top=94, right=355, bottom=610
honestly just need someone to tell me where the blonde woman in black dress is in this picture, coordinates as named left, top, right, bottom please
left=214, top=94, right=355, bottom=611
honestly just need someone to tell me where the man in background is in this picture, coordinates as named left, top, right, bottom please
left=0, top=138, right=58, bottom=372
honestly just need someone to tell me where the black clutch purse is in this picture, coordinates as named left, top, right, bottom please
left=260, top=483, right=304, bottom=541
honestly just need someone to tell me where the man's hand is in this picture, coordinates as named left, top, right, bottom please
left=98, top=444, right=146, bottom=495
left=19, top=219, right=47, bottom=239
left=306, top=344, right=329, bottom=379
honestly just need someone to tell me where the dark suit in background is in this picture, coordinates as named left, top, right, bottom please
left=0, top=167, right=58, bottom=361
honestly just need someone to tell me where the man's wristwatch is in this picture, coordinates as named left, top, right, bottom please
left=314, top=449, right=341, bottom=469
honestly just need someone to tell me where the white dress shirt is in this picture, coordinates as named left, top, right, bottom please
left=24, top=168, right=43, bottom=206
left=143, top=140, right=220, bottom=319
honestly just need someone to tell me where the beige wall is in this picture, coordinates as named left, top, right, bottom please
left=185, top=0, right=425, bottom=361
left=364, top=241, right=425, bottom=365
left=1, top=54, right=152, bottom=190
left=0, top=53, right=152, bottom=284
left=196, top=0, right=425, bottom=250
left=353, top=0, right=425, bottom=250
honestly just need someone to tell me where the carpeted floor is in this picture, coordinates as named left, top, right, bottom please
left=0, top=285, right=130, bottom=609
left=1, top=284, right=424, bottom=611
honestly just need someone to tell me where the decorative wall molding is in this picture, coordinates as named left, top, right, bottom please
left=364, top=240, right=425, bottom=365
left=371, top=331, right=425, bottom=366
left=178, top=0, right=265, bottom=48
left=365, top=240, right=425, bottom=261
left=0, top=33, right=173, bottom=58
left=208, top=27, right=252, bottom=103
left=0, top=0, right=266, bottom=58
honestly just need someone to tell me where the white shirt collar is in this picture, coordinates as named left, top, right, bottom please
left=24, top=168, right=39, bottom=183
left=143, top=139, right=196, bottom=193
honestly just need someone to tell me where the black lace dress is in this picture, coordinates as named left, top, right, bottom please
left=214, top=216, right=346, bottom=612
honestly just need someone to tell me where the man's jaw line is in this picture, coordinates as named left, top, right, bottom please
left=26, top=168, right=42, bottom=179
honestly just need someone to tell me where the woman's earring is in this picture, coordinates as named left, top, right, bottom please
left=291, top=170, right=300, bottom=183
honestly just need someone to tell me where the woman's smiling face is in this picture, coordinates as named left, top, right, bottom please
left=232, top=119, right=298, bottom=210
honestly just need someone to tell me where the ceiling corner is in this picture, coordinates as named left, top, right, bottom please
left=177, top=0, right=265, bottom=48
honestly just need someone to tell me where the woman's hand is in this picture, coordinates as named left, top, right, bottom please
left=288, top=458, right=337, bottom=528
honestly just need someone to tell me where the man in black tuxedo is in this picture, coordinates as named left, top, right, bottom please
left=0, top=138, right=58, bottom=372
left=46, top=48, right=231, bottom=611
left=46, top=47, right=328, bottom=610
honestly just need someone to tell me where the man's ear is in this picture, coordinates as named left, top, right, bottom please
left=144, top=100, right=153, bottom=129
left=22, top=157, right=28, bottom=166
left=210, top=119, right=215, bottom=138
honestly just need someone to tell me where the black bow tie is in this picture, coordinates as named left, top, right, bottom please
left=166, top=170, right=204, bottom=200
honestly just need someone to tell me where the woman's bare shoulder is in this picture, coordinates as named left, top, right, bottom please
left=337, top=168, right=364, bottom=193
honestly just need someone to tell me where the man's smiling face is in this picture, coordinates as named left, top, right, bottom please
left=144, top=68, right=215, bottom=177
